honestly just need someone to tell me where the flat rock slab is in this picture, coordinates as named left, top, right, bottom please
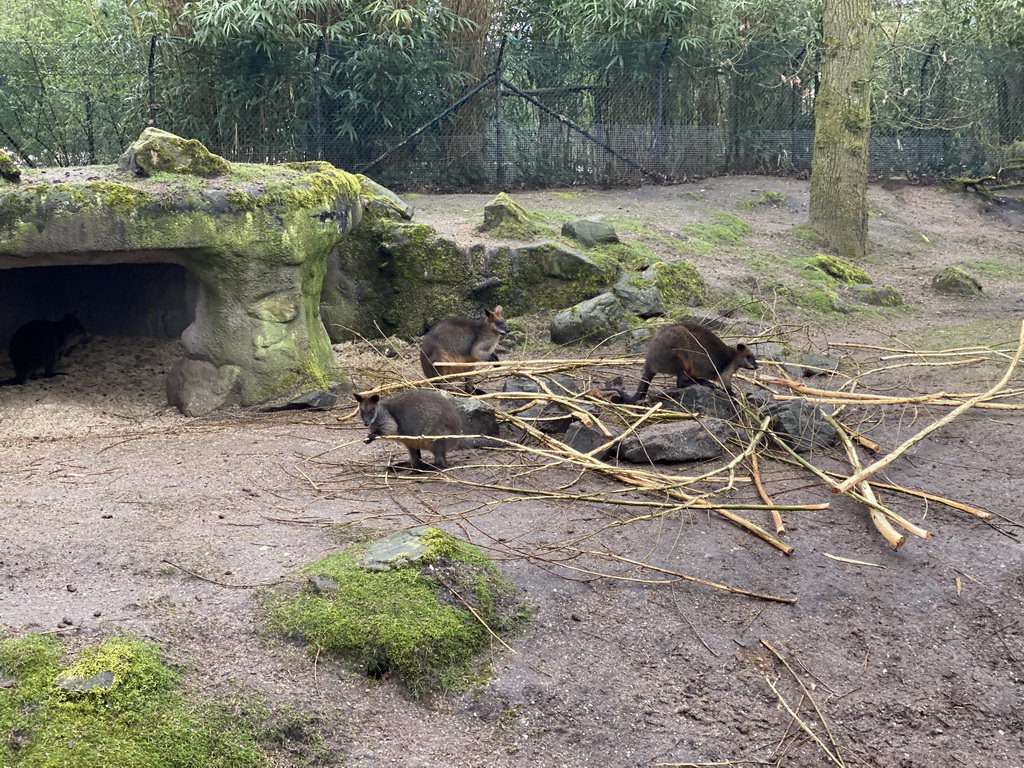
left=620, top=418, right=734, bottom=463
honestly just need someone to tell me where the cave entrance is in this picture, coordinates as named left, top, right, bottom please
left=0, top=261, right=197, bottom=392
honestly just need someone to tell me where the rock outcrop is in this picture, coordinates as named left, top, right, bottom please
left=0, top=132, right=361, bottom=415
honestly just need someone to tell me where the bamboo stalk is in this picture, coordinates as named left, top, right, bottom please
left=751, top=452, right=786, bottom=534
left=825, top=412, right=906, bottom=549
left=833, top=319, right=1024, bottom=495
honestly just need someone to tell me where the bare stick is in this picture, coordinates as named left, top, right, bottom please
left=834, top=319, right=1024, bottom=494
left=572, top=550, right=796, bottom=604
left=761, top=640, right=847, bottom=767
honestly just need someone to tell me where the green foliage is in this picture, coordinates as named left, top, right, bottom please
left=262, top=531, right=529, bottom=698
left=0, top=635, right=273, bottom=768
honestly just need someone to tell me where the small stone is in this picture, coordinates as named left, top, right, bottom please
left=56, top=670, right=116, bottom=692
left=308, top=575, right=340, bottom=595
left=66, top=584, right=77, bottom=592
left=93, top=611, right=102, bottom=618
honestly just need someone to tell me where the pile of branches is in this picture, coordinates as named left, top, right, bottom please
left=293, top=321, right=1023, bottom=602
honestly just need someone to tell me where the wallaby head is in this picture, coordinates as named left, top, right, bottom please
left=484, top=306, right=509, bottom=336
left=733, top=343, right=759, bottom=372
left=353, top=392, right=383, bottom=431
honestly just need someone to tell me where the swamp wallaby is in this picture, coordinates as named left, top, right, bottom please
left=354, top=389, right=463, bottom=470
left=2, top=313, right=86, bottom=386
left=420, top=306, right=509, bottom=393
left=632, top=322, right=758, bottom=402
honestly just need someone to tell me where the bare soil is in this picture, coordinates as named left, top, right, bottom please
left=2, top=177, right=1023, bottom=768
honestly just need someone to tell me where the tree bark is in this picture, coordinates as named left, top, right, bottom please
left=808, top=0, right=875, bottom=258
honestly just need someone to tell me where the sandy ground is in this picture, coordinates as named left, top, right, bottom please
left=1, top=176, right=1023, bottom=768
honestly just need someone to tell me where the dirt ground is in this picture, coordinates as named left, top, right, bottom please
left=2, top=176, right=1023, bottom=767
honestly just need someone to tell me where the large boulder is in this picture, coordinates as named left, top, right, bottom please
left=549, top=293, right=628, bottom=345
left=1, top=132, right=362, bottom=415
left=562, top=215, right=619, bottom=247
left=323, top=205, right=615, bottom=341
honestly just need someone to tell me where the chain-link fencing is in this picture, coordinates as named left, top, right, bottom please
left=1, top=37, right=1021, bottom=188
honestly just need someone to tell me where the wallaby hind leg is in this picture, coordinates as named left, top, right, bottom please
left=430, top=439, right=449, bottom=469
left=406, top=448, right=424, bottom=470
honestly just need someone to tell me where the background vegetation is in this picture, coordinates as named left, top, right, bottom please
left=0, top=0, right=1021, bottom=186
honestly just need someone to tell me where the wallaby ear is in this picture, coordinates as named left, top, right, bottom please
left=736, top=343, right=749, bottom=353
left=353, top=392, right=365, bottom=403
left=486, top=306, right=504, bottom=321
left=369, top=394, right=380, bottom=404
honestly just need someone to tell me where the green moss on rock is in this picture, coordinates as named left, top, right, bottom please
left=932, top=265, right=983, bottom=296
left=0, top=151, right=20, bottom=183
left=262, top=527, right=529, bottom=698
left=118, top=128, right=230, bottom=178
left=812, top=253, right=872, bottom=285
left=479, top=192, right=545, bottom=239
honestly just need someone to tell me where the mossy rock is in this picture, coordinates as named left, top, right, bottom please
left=932, top=266, right=982, bottom=296
left=0, top=151, right=19, bottom=183
left=851, top=284, right=904, bottom=307
left=0, top=634, right=279, bottom=767
left=1, top=154, right=361, bottom=414
left=117, top=127, right=230, bottom=177
left=261, top=527, right=529, bottom=698
left=812, top=253, right=872, bottom=285
left=478, top=192, right=539, bottom=238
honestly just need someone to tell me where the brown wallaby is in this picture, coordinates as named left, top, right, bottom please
left=2, top=313, right=86, bottom=386
left=632, top=322, right=758, bottom=402
left=420, top=306, right=509, bottom=394
left=354, top=389, right=463, bottom=470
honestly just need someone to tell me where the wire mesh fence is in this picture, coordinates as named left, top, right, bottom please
left=1, top=37, right=1021, bottom=188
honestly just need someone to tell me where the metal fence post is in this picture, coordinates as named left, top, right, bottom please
left=655, top=37, right=671, bottom=163
left=313, top=34, right=325, bottom=160
left=494, top=35, right=508, bottom=186
left=147, top=36, right=158, bottom=128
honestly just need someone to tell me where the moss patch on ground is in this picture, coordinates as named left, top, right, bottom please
left=261, top=528, right=529, bottom=699
left=0, top=634, right=306, bottom=768
left=682, top=212, right=752, bottom=245
left=737, top=190, right=786, bottom=211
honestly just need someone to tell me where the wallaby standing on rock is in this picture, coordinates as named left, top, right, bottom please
left=2, top=313, right=86, bottom=386
left=354, top=389, right=463, bottom=470
left=420, top=306, right=509, bottom=394
left=632, top=322, right=758, bottom=402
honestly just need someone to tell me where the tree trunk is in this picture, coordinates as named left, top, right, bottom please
left=808, top=0, right=875, bottom=258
